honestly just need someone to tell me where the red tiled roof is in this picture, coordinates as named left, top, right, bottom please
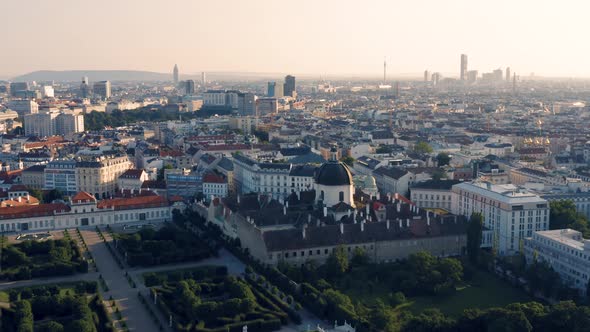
left=71, top=191, right=96, bottom=204
left=97, top=195, right=168, bottom=211
left=0, top=203, right=70, bottom=220
left=203, top=173, right=225, bottom=184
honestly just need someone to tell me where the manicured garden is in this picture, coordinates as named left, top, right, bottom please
left=0, top=281, right=114, bottom=332
left=114, top=225, right=217, bottom=267
left=148, top=266, right=300, bottom=332
left=0, top=237, right=88, bottom=281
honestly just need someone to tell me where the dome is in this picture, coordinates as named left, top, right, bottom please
left=364, top=176, right=377, bottom=189
left=315, top=161, right=353, bottom=186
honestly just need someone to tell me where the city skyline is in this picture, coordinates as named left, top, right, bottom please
left=2, top=0, right=590, bottom=79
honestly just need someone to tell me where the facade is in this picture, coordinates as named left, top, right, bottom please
left=373, top=166, right=412, bottom=197
left=541, top=192, right=590, bottom=220
left=7, top=100, right=39, bottom=118
left=460, top=54, right=468, bottom=81
left=44, top=160, right=77, bottom=195
left=22, top=165, right=47, bottom=190
left=228, top=116, right=256, bottom=135
left=237, top=92, right=256, bottom=116
left=0, top=192, right=172, bottom=233
left=257, top=98, right=278, bottom=115
left=117, top=169, right=148, bottom=191
left=184, top=80, right=195, bottom=95
left=202, top=173, right=228, bottom=200
left=24, top=111, right=59, bottom=137
left=75, top=155, right=133, bottom=198
left=166, top=169, right=202, bottom=199
left=524, top=229, right=590, bottom=294
left=410, top=180, right=460, bottom=210
left=284, top=75, right=296, bottom=97
left=55, top=112, right=85, bottom=136
left=267, top=82, right=276, bottom=97
left=93, top=81, right=111, bottom=99
left=452, top=181, right=549, bottom=255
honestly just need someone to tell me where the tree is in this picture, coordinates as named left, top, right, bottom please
left=351, top=247, right=369, bottom=267
left=549, top=200, right=590, bottom=236
left=376, top=145, right=393, bottom=154
left=436, top=152, right=451, bottom=166
left=467, top=213, right=484, bottom=265
left=28, top=188, right=44, bottom=202
left=340, top=156, right=355, bottom=167
left=326, top=246, right=349, bottom=279
left=414, top=141, right=433, bottom=154
left=432, top=169, right=447, bottom=181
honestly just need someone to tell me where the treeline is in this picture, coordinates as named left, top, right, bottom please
left=84, top=109, right=199, bottom=130
left=402, top=301, right=590, bottom=332
left=116, top=224, right=217, bottom=267
left=2, top=281, right=113, bottom=332
left=1, top=239, right=88, bottom=281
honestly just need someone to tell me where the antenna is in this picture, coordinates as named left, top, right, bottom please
left=383, top=57, right=387, bottom=83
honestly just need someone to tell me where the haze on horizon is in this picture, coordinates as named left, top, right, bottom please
left=1, top=0, right=588, bottom=80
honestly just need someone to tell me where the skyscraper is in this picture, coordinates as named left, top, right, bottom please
left=201, top=72, right=206, bottom=85
left=383, top=59, right=387, bottom=83
left=505, top=67, right=511, bottom=82
left=267, top=82, right=276, bottom=97
left=424, top=70, right=430, bottom=82
left=284, top=75, right=296, bottom=97
left=184, top=80, right=196, bottom=95
left=460, top=54, right=468, bottom=81
left=173, top=64, right=179, bottom=85
left=93, top=81, right=111, bottom=99
left=80, top=77, right=90, bottom=98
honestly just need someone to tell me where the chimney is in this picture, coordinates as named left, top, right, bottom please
left=316, top=218, right=320, bottom=227
left=340, top=222, right=344, bottom=234
left=398, top=219, right=402, bottom=228
left=366, top=203, right=370, bottom=215
left=302, top=226, right=306, bottom=239
left=377, top=192, right=381, bottom=200
left=454, top=215, right=457, bottom=223
left=360, top=220, right=365, bottom=232
left=308, top=214, right=311, bottom=223
left=396, top=203, right=400, bottom=213
left=18, top=196, right=21, bottom=203
left=427, top=212, right=430, bottom=225
left=237, top=195, right=240, bottom=204
left=283, top=205, right=286, bottom=215
left=296, top=190, right=300, bottom=200
left=286, top=200, right=289, bottom=208
left=386, top=219, right=390, bottom=230
left=323, top=206, right=327, bottom=217
left=406, top=218, right=410, bottom=227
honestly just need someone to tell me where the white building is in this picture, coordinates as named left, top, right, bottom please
left=24, top=111, right=59, bottom=137
left=524, top=229, right=590, bottom=294
left=203, top=173, right=228, bottom=200
left=410, top=180, right=460, bottom=210
left=42, top=86, right=55, bottom=98
left=451, top=181, right=549, bottom=255
left=232, top=154, right=316, bottom=200
left=0, top=192, right=173, bottom=233
left=203, top=90, right=228, bottom=106
left=7, top=100, right=39, bottom=117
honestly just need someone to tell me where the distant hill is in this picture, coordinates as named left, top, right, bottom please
left=12, top=70, right=171, bottom=82
left=11, top=70, right=301, bottom=83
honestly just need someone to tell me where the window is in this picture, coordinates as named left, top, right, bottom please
left=339, top=191, right=344, bottom=202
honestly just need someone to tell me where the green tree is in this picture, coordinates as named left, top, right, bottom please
left=549, top=200, right=590, bottom=236
left=436, top=152, right=451, bottom=166
left=467, top=212, right=484, bottom=265
left=340, top=156, right=355, bottom=167
left=326, top=246, right=349, bottom=279
left=414, top=141, right=433, bottom=154
left=36, top=321, right=64, bottom=332
left=351, top=247, right=369, bottom=266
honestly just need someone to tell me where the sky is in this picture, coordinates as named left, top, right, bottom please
left=1, top=0, right=589, bottom=79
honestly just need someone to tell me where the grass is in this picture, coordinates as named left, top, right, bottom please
left=0, top=291, right=9, bottom=302
left=344, top=270, right=533, bottom=318
left=407, top=271, right=532, bottom=317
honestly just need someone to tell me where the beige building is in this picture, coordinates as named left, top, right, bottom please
left=76, top=155, right=133, bottom=199
left=228, top=116, right=257, bottom=135
left=22, top=165, right=47, bottom=190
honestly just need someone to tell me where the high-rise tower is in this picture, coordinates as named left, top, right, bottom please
left=284, top=75, right=296, bottom=97
left=460, top=54, right=468, bottom=80
left=424, top=70, right=430, bottom=82
left=383, top=58, right=387, bottom=83
left=506, top=67, right=511, bottom=82
left=173, top=64, right=179, bottom=85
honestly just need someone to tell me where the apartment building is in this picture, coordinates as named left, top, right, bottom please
left=76, top=155, right=133, bottom=199
left=451, top=181, right=549, bottom=256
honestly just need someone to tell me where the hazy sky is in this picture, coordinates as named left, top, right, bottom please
left=1, top=0, right=589, bottom=79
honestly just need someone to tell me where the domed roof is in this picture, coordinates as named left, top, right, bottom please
left=315, top=161, right=353, bottom=186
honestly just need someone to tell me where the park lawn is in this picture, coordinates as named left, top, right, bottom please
left=406, top=270, right=533, bottom=317
left=344, top=270, right=533, bottom=318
